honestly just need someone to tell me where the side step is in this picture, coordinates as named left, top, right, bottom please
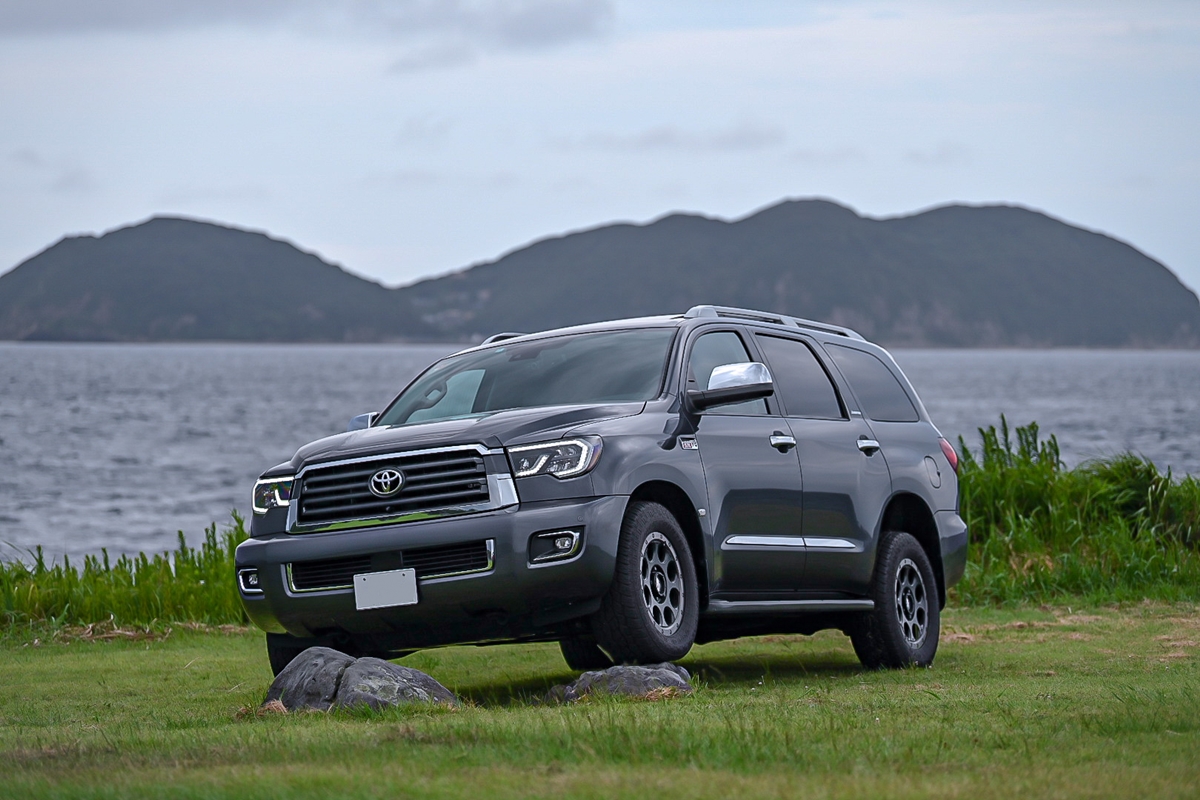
left=705, top=598, right=874, bottom=615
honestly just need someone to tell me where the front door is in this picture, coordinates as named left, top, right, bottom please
left=687, top=329, right=807, bottom=595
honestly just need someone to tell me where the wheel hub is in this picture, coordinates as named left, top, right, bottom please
left=894, top=557, right=928, bottom=650
left=640, top=531, right=685, bottom=635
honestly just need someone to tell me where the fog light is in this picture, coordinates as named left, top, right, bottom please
left=528, top=529, right=582, bottom=565
left=238, top=568, right=263, bottom=594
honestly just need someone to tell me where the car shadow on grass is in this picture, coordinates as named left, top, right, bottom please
left=682, top=652, right=863, bottom=685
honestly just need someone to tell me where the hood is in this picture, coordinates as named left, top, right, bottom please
left=290, top=402, right=645, bottom=467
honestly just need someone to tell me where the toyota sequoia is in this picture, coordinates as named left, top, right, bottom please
left=237, top=305, right=968, bottom=675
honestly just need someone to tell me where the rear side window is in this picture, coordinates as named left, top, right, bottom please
left=755, top=335, right=845, bottom=420
left=826, top=344, right=919, bottom=423
left=687, top=331, right=767, bottom=415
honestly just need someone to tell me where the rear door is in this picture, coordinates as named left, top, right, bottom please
left=754, top=333, right=892, bottom=596
left=687, top=328, right=807, bottom=595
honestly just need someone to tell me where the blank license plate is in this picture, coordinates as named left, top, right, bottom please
left=354, top=568, right=418, bottom=610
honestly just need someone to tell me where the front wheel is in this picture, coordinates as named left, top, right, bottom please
left=849, top=531, right=940, bottom=669
left=559, top=637, right=614, bottom=671
left=266, top=633, right=309, bottom=676
left=591, top=501, right=699, bottom=664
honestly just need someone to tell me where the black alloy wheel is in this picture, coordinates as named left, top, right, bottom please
left=849, top=531, right=941, bottom=669
left=591, top=501, right=700, bottom=664
left=266, top=633, right=310, bottom=677
left=559, top=636, right=615, bottom=671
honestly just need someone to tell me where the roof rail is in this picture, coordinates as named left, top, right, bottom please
left=481, top=331, right=527, bottom=345
left=683, top=305, right=864, bottom=340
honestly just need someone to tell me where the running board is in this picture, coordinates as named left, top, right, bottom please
left=705, top=599, right=874, bottom=615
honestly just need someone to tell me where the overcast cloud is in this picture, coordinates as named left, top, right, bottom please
left=0, top=0, right=614, bottom=48
left=0, top=1, right=1198, bottom=294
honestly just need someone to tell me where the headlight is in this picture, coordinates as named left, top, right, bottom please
left=506, top=437, right=602, bottom=479
left=252, top=476, right=294, bottom=514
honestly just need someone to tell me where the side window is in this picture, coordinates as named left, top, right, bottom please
left=755, top=335, right=845, bottom=420
left=826, top=345, right=919, bottom=423
left=687, top=331, right=767, bottom=415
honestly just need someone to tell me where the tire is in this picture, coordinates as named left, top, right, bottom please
left=850, top=531, right=940, bottom=669
left=591, top=501, right=699, bottom=664
left=266, top=633, right=309, bottom=677
left=559, top=637, right=614, bottom=671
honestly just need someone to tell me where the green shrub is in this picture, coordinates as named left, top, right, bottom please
left=955, top=416, right=1200, bottom=604
left=1, top=513, right=249, bottom=632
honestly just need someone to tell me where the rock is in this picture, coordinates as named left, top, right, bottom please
left=264, top=646, right=356, bottom=712
left=548, top=663, right=694, bottom=703
left=336, top=657, right=458, bottom=709
left=262, top=647, right=457, bottom=712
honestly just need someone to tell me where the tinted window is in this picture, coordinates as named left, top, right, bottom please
left=755, top=335, right=845, bottom=420
left=378, top=328, right=675, bottom=426
left=826, top=344, right=919, bottom=422
left=687, top=331, right=767, bottom=415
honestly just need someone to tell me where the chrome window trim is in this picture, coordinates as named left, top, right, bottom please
left=285, top=539, right=495, bottom=594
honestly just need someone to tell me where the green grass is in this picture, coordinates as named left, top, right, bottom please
left=1, top=605, right=1197, bottom=798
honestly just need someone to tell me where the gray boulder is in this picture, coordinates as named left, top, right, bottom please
left=264, top=646, right=355, bottom=712
left=548, top=663, right=693, bottom=703
left=263, top=647, right=457, bottom=712
left=336, top=657, right=458, bottom=709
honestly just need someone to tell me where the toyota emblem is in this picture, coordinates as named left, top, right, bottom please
left=368, top=468, right=404, bottom=498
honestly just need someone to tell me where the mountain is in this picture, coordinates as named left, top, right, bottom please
left=403, top=200, right=1200, bottom=347
left=2, top=200, right=1198, bottom=346
left=0, top=217, right=427, bottom=342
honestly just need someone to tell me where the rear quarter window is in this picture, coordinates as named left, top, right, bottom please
left=825, top=344, right=919, bottom=423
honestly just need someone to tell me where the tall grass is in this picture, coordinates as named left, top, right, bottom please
left=955, top=416, right=1200, bottom=604
left=2, top=421, right=1199, bottom=634
left=0, top=513, right=249, bottom=633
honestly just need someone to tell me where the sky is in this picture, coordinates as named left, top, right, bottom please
left=1, top=0, right=1198, bottom=292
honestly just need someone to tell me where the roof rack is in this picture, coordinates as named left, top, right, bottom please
left=481, top=331, right=527, bottom=345
left=683, top=305, right=865, bottom=340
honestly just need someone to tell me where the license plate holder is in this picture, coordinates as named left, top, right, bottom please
left=354, top=568, right=418, bottom=610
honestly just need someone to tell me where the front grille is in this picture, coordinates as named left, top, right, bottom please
left=404, top=541, right=492, bottom=577
left=296, top=448, right=490, bottom=528
left=289, top=555, right=372, bottom=591
left=287, top=540, right=493, bottom=592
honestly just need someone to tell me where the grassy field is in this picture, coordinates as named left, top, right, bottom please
left=1, top=604, right=1197, bottom=799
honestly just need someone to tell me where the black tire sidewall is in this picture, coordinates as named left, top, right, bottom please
left=876, top=532, right=940, bottom=667
left=594, top=501, right=699, bottom=663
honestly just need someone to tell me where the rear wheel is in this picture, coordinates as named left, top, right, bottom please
left=266, top=633, right=309, bottom=677
left=849, top=531, right=940, bottom=669
left=559, top=636, right=614, bottom=671
left=592, top=501, right=699, bottom=664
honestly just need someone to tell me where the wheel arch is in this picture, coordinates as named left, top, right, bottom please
left=627, top=480, right=709, bottom=609
left=880, top=492, right=945, bottom=608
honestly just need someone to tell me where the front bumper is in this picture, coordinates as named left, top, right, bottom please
left=235, top=494, right=627, bottom=651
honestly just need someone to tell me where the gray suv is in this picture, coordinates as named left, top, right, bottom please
left=237, top=306, right=967, bottom=675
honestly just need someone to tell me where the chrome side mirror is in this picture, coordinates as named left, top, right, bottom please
left=347, top=412, right=379, bottom=431
left=688, top=362, right=774, bottom=412
left=707, top=362, right=772, bottom=391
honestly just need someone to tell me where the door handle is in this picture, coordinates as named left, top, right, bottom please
left=770, top=432, right=797, bottom=453
left=857, top=438, right=881, bottom=455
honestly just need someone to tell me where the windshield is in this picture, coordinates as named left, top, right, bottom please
left=376, top=328, right=677, bottom=427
